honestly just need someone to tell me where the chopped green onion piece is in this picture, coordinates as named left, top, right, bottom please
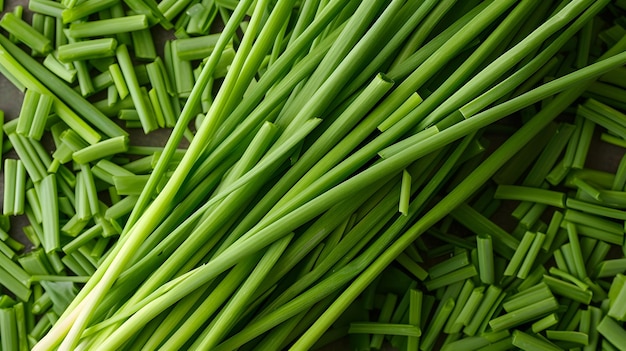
left=348, top=322, right=421, bottom=337
left=531, top=313, right=559, bottom=333
left=91, top=70, right=113, bottom=93
left=14, top=302, right=28, bottom=351
left=495, top=185, right=565, bottom=208
left=67, top=15, right=149, bottom=39
left=28, top=0, right=65, bottom=18
left=567, top=198, right=626, bottom=220
left=30, top=93, right=53, bottom=140
left=107, top=85, right=119, bottom=107
left=130, top=29, right=156, bottom=61
left=549, top=267, right=589, bottom=290
left=571, top=176, right=603, bottom=201
left=108, top=63, right=128, bottom=100
left=504, top=231, right=536, bottom=276
left=57, top=38, right=117, bottom=63
left=543, top=274, right=593, bottom=304
left=395, top=253, right=428, bottom=281
left=517, top=232, right=545, bottom=279
left=420, top=298, right=454, bottom=351
left=147, top=88, right=164, bottom=128
left=407, top=289, right=422, bottom=351
left=565, top=221, right=588, bottom=279
left=3, top=158, right=16, bottom=215
left=61, top=0, right=119, bottom=23
left=8, top=133, right=45, bottom=182
left=444, top=279, right=474, bottom=334
left=159, top=0, right=192, bottom=21
left=546, top=330, right=588, bottom=345
left=13, top=160, right=26, bottom=215
left=113, top=175, right=149, bottom=195
left=170, top=40, right=194, bottom=98
left=452, top=286, right=483, bottom=330
left=60, top=129, right=87, bottom=152
left=489, top=297, right=559, bottom=332
left=0, top=12, right=51, bottom=54
left=424, top=264, right=477, bottom=292
left=564, top=209, right=623, bottom=236
left=512, top=330, right=562, bottom=351
left=115, top=44, right=158, bottom=133
left=597, top=315, right=626, bottom=350
left=0, top=307, right=18, bottom=351
left=72, top=136, right=128, bottom=164
left=0, top=109, right=4, bottom=155
left=60, top=215, right=88, bottom=238
left=399, top=170, right=411, bottom=215
left=62, top=224, right=102, bottom=254
left=572, top=118, right=595, bottom=170
left=17, top=89, right=40, bottom=136
left=146, top=59, right=176, bottom=127
left=0, top=240, right=16, bottom=259
left=78, top=165, right=98, bottom=217
left=174, top=34, right=221, bottom=61
left=38, top=174, right=59, bottom=253
left=477, top=234, right=494, bottom=284
left=428, top=251, right=470, bottom=278
left=613, top=152, right=626, bottom=192
left=503, top=282, right=553, bottom=313
left=464, top=285, right=502, bottom=336
left=0, top=265, right=30, bottom=302
left=596, top=259, right=626, bottom=278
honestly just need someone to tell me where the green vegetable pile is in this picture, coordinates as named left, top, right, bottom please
left=2, top=0, right=626, bottom=350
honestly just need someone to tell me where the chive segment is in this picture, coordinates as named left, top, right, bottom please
left=68, top=15, right=149, bottom=39
left=0, top=12, right=51, bottom=54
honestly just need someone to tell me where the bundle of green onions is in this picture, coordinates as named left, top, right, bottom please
left=1, top=0, right=626, bottom=350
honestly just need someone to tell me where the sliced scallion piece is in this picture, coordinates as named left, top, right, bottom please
left=68, top=15, right=149, bottom=39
